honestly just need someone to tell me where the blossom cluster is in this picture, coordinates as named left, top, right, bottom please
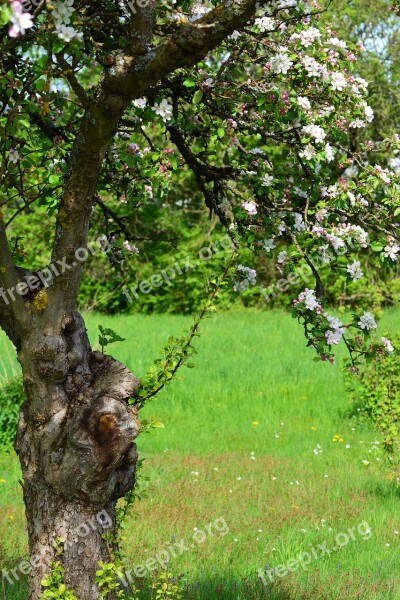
left=52, top=0, right=82, bottom=42
left=8, top=0, right=33, bottom=37
left=233, top=265, right=257, bottom=292
left=292, top=287, right=391, bottom=364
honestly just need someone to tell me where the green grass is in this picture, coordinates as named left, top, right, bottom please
left=1, top=308, right=400, bottom=598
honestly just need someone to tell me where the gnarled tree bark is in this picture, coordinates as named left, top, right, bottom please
left=15, top=312, right=140, bottom=599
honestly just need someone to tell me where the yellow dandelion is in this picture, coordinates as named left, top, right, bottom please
left=0, top=478, right=6, bottom=484
left=252, top=421, right=259, bottom=426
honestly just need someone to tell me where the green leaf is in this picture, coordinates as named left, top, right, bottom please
left=370, top=241, right=384, bottom=252
left=0, top=5, right=12, bottom=26
left=35, top=79, right=46, bottom=92
left=192, top=90, right=204, bottom=105
left=183, top=79, right=196, bottom=87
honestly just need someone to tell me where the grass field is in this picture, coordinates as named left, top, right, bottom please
left=1, top=309, right=400, bottom=599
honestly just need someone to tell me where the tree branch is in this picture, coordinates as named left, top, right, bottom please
left=55, top=53, right=91, bottom=108
left=100, top=0, right=271, bottom=102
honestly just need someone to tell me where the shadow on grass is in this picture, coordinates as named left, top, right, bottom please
left=3, top=570, right=396, bottom=600
left=0, top=572, right=300, bottom=600
left=367, top=478, right=400, bottom=500
left=0, top=575, right=28, bottom=600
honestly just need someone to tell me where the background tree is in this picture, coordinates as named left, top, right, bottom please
left=0, top=0, right=399, bottom=598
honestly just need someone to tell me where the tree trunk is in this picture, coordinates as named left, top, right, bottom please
left=15, top=312, right=140, bottom=600
left=22, top=482, right=118, bottom=600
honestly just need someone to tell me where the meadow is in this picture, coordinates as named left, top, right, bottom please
left=1, top=308, right=400, bottom=599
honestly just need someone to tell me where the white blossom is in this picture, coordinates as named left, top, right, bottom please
left=261, top=174, right=274, bottom=187
left=330, top=72, right=347, bottom=91
left=277, top=250, right=287, bottom=264
left=349, top=119, right=366, bottom=128
left=347, top=192, right=356, bottom=205
left=358, top=311, right=377, bottom=331
left=347, top=260, right=363, bottom=281
left=190, top=3, right=211, bottom=19
left=383, top=242, right=400, bottom=261
left=318, top=244, right=331, bottom=264
left=56, top=24, right=83, bottom=42
left=262, top=238, right=276, bottom=252
left=325, top=329, right=343, bottom=345
left=52, top=0, right=83, bottom=42
left=381, top=337, right=394, bottom=353
left=242, top=200, right=258, bottom=215
left=362, top=102, right=374, bottom=122
left=303, top=124, right=326, bottom=144
left=298, top=27, right=321, bottom=47
left=293, top=212, right=305, bottom=233
left=297, top=96, right=311, bottom=111
left=300, top=145, right=316, bottom=160
left=8, top=148, right=20, bottom=164
left=255, top=16, right=275, bottom=32
left=374, top=165, right=391, bottom=184
left=297, top=288, right=319, bottom=311
left=234, top=265, right=257, bottom=292
left=302, top=55, right=322, bottom=77
left=133, top=97, right=147, bottom=108
left=389, top=156, right=400, bottom=174
left=270, top=48, right=293, bottom=74
left=326, top=37, right=347, bottom=50
left=277, top=222, right=286, bottom=235
left=316, top=209, right=328, bottom=222
left=324, top=143, right=335, bottom=162
left=153, top=99, right=173, bottom=121
left=324, top=314, right=345, bottom=345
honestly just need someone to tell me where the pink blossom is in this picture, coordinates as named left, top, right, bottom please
left=241, top=200, right=257, bottom=215
left=9, top=1, right=33, bottom=37
left=123, top=241, right=139, bottom=254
